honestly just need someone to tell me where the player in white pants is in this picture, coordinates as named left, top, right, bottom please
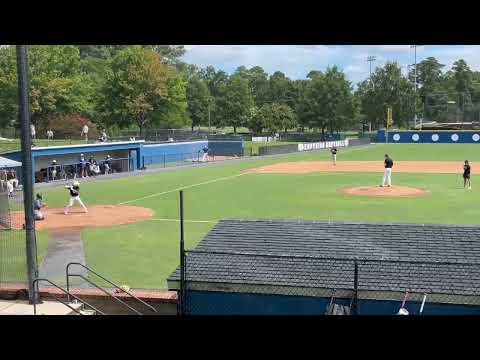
left=201, top=145, right=209, bottom=162
left=381, top=154, right=393, bottom=187
left=64, top=181, right=88, bottom=214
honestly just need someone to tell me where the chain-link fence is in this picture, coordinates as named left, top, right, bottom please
left=424, top=91, right=480, bottom=126
left=142, top=151, right=240, bottom=169
left=0, top=186, right=27, bottom=287
left=178, top=250, right=480, bottom=315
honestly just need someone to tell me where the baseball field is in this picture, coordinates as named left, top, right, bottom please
left=31, top=143, right=480, bottom=289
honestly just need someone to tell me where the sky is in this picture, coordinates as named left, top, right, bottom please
left=182, top=45, right=480, bottom=85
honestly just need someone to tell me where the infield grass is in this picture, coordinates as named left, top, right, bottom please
left=36, top=144, right=480, bottom=288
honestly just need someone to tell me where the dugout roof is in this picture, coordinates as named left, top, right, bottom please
left=169, top=220, right=480, bottom=304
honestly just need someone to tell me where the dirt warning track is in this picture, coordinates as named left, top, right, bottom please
left=249, top=161, right=472, bottom=175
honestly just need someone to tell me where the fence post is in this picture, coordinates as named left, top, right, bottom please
left=179, top=190, right=185, bottom=316
left=352, top=260, right=358, bottom=315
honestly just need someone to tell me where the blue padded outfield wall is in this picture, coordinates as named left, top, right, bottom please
left=377, top=129, right=480, bottom=144
left=208, top=140, right=244, bottom=156
left=141, top=140, right=208, bottom=166
left=186, top=290, right=480, bottom=315
left=141, top=139, right=244, bottom=167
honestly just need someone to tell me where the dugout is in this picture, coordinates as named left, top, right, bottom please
left=2, top=141, right=144, bottom=183
left=169, top=220, right=480, bottom=315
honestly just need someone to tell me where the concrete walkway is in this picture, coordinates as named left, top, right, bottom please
left=38, top=231, right=89, bottom=288
left=0, top=299, right=82, bottom=315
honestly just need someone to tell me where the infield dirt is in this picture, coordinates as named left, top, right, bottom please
left=249, top=161, right=471, bottom=175
left=10, top=205, right=154, bottom=231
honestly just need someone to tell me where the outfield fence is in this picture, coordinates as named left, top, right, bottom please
left=142, top=151, right=239, bottom=169
left=178, top=250, right=480, bottom=315
left=256, top=139, right=350, bottom=157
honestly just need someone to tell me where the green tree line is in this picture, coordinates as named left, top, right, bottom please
left=1, top=45, right=480, bottom=138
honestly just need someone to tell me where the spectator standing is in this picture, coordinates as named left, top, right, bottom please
left=104, top=155, right=112, bottom=174
left=50, top=160, right=59, bottom=181
left=30, top=124, right=36, bottom=139
left=79, top=153, right=88, bottom=178
left=99, top=129, right=108, bottom=142
left=7, top=170, right=19, bottom=188
left=0, top=170, right=7, bottom=192
left=81, top=124, right=89, bottom=141
left=46, top=129, right=54, bottom=140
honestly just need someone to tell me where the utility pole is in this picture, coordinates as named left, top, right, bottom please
left=208, top=102, right=211, bottom=134
left=410, top=45, right=418, bottom=129
left=207, top=96, right=213, bottom=135
left=16, top=45, right=39, bottom=304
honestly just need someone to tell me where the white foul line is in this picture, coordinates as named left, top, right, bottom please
left=149, top=218, right=217, bottom=223
left=118, top=172, right=248, bottom=205
left=118, top=143, right=376, bottom=205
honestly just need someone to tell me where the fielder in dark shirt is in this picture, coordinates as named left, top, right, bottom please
left=463, top=160, right=471, bottom=189
left=384, top=155, right=394, bottom=168
left=381, top=154, right=394, bottom=187
left=331, top=147, right=337, bottom=165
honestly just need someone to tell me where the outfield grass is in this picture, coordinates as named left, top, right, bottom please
left=37, top=144, right=480, bottom=289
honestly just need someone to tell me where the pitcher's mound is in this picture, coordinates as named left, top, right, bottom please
left=11, top=205, right=154, bottom=232
left=340, top=186, right=429, bottom=198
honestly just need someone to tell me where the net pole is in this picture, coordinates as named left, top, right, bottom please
left=179, top=190, right=185, bottom=315
left=16, top=45, right=39, bottom=304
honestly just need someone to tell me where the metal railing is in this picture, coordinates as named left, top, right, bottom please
left=180, top=250, right=480, bottom=315
left=32, top=278, right=105, bottom=315
left=66, top=262, right=157, bottom=315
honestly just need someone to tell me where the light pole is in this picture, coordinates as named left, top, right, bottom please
left=366, top=56, right=376, bottom=132
left=410, top=45, right=424, bottom=129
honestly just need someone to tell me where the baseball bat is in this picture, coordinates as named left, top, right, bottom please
left=419, top=293, right=427, bottom=315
